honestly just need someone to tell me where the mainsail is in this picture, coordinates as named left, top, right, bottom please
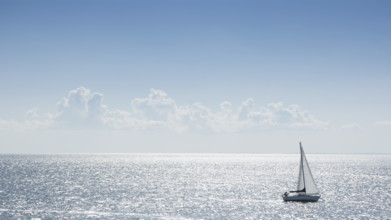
left=296, top=143, right=319, bottom=195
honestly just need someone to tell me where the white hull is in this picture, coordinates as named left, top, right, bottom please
left=283, top=194, right=320, bottom=202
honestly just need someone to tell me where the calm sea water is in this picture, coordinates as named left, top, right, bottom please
left=0, top=154, right=390, bottom=219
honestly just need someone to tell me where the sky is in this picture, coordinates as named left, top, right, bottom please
left=0, top=0, right=390, bottom=153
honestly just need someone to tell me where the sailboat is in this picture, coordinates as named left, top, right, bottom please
left=282, top=142, right=320, bottom=202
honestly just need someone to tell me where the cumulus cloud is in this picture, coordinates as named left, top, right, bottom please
left=113, top=89, right=329, bottom=132
left=0, top=87, right=329, bottom=132
left=131, top=89, right=176, bottom=121
left=55, top=87, right=107, bottom=128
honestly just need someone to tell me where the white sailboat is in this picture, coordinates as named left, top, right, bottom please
left=283, top=142, right=320, bottom=202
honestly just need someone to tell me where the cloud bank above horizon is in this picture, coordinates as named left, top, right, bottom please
left=0, top=87, right=331, bottom=133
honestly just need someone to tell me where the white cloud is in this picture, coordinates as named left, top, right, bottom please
left=375, top=120, right=391, bottom=126
left=122, top=89, right=329, bottom=133
left=0, top=87, right=329, bottom=132
left=0, top=111, right=53, bottom=131
left=55, top=87, right=107, bottom=128
left=0, top=119, right=25, bottom=131
left=26, top=108, right=39, bottom=119
left=131, top=89, right=176, bottom=121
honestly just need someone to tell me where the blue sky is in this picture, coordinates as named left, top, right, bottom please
left=1, top=0, right=390, bottom=153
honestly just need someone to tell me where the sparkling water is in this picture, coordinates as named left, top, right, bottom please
left=0, top=154, right=390, bottom=219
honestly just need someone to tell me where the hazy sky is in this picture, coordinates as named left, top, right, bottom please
left=1, top=0, right=390, bottom=153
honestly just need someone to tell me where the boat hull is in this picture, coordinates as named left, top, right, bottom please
left=283, top=194, right=320, bottom=202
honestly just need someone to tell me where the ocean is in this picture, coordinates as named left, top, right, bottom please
left=0, top=154, right=390, bottom=219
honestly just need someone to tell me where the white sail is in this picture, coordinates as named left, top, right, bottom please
left=296, top=143, right=319, bottom=195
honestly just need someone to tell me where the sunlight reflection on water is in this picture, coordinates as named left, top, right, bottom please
left=0, top=154, right=390, bottom=219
